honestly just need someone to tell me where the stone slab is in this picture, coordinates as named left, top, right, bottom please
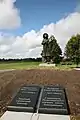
left=0, top=111, right=33, bottom=120
left=7, top=85, right=41, bottom=112
left=32, top=113, right=39, bottom=120
left=74, top=68, right=80, bottom=70
left=38, top=85, right=69, bottom=115
left=38, top=114, right=70, bottom=120
left=0, top=112, right=70, bottom=120
left=39, top=63, right=56, bottom=67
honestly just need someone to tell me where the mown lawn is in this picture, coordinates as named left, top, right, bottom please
left=0, top=61, right=41, bottom=70
left=0, top=61, right=79, bottom=70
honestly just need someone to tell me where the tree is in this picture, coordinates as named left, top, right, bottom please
left=65, top=34, right=80, bottom=67
left=49, top=35, right=62, bottom=64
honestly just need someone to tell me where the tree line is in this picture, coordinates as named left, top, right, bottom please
left=0, top=58, right=42, bottom=62
left=65, top=34, right=80, bottom=67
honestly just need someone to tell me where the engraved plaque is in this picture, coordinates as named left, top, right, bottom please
left=38, top=85, right=69, bottom=115
left=7, top=85, right=41, bottom=112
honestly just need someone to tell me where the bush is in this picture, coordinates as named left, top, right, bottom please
left=61, top=62, right=73, bottom=65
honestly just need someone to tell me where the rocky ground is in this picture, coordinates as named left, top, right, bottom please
left=0, top=69, right=80, bottom=119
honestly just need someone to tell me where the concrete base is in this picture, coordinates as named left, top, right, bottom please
left=38, top=114, right=70, bottom=120
left=0, top=111, right=33, bottom=120
left=74, top=68, right=80, bottom=71
left=0, top=111, right=70, bottom=120
left=39, top=63, right=56, bottom=67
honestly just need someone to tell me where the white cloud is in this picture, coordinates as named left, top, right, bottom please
left=0, top=0, right=21, bottom=29
left=0, top=12, right=80, bottom=58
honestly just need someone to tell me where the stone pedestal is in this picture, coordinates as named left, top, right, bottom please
left=1, top=111, right=70, bottom=120
left=74, top=68, right=80, bottom=70
left=39, top=63, right=56, bottom=67
left=38, top=114, right=70, bottom=120
left=0, top=111, right=33, bottom=120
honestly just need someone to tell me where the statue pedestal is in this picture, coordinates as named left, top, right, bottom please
left=39, top=63, right=56, bottom=67
left=74, top=68, right=80, bottom=70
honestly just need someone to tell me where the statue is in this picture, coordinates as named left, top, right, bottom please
left=48, top=35, right=56, bottom=63
left=41, top=33, right=62, bottom=65
left=41, top=33, right=50, bottom=63
left=41, top=33, right=55, bottom=63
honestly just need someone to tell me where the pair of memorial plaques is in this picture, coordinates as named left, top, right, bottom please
left=7, top=85, right=69, bottom=115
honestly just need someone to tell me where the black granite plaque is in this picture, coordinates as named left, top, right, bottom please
left=38, top=85, right=69, bottom=115
left=7, top=85, right=41, bottom=112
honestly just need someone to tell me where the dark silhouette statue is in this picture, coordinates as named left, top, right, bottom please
left=41, top=33, right=50, bottom=62
left=41, top=33, right=58, bottom=63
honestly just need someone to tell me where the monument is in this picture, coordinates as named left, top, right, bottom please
left=41, top=33, right=56, bottom=64
left=38, top=85, right=69, bottom=115
left=40, top=33, right=62, bottom=66
left=7, top=85, right=41, bottom=112
left=40, top=33, right=58, bottom=67
left=7, top=85, right=69, bottom=115
left=1, top=85, right=70, bottom=120
left=41, top=33, right=50, bottom=63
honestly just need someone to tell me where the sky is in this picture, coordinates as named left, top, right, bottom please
left=0, top=0, right=80, bottom=59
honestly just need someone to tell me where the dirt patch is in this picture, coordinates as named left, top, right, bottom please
left=0, top=69, right=80, bottom=117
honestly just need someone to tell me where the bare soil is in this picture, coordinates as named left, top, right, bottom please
left=0, top=69, right=80, bottom=118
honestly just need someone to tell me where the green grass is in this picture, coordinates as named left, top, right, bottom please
left=0, top=61, right=80, bottom=70
left=0, top=61, right=41, bottom=70
left=56, top=64, right=77, bottom=70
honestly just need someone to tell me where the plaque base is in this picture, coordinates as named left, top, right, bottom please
left=0, top=111, right=33, bottom=120
left=74, top=68, right=80, bottom=70
left=38, top=114, right=70, bottom=120
left=0, top=111, right=70, bottom=120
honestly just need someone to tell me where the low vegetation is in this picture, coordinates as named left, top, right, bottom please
left=0, top=61, right=79, bottom=70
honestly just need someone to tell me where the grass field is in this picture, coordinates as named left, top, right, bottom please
left=0, top=61, right=41, bottom=70
left=0, top=61, right=79, bottom=70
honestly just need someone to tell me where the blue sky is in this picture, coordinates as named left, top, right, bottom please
left=1, top=0, right=77, bottom=36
